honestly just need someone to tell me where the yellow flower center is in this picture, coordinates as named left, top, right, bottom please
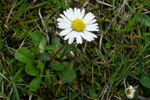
left=72, top=19, right=85, bottom=32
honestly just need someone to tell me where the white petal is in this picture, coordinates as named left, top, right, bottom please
left=59, top=28, right=72, bottom=36
left=80, top=32, right=92, bottom=41
left=72, top=31, right=78, bottom=38
left=88, top=23, right=98, bottom=27
left=83, top=12, right=95, bottom=23
left=57, top=18, right=71, bottom=24
left=84, top=30, right=97, bottom=38
left=68, top=8, right=75, bottom=20
left=60, top=14, right=71, bottom=23
left=86, top=19, right=97, bottom=25
left=86, top=23, right=98, bottom=28
left=64, top=31, right=75, bottom=40
left=79, top=9, right=85, bottom=20
left=63, top=10, right=74, bottom=21
left=85, top=23, right=99, bottom=31
left=85, top=26, right=99, bottom=31
left=74, top=8, right=78, bottom=19
left=68, top=35, right=74, bottom=44
left=84, top=15, right=95, bottom=24
left=76, top=8, right=81, bottom=19
left=57, top=18, right=63, bottom=22
left=76, top=33, right=82, bottom=44
left=83, top=30, right=95, bottom=41
left=58, top=23, right=71, bottom=29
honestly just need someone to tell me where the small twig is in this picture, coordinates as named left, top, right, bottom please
left=0, top=73, right=10, bottom=82
left=0, top=96, right=7, bottom=99
left=5, top=2, right=16, bottom=24
left=117, top=0, right=128, bottom=14
left=39, top=8, right=47, bottom=33
left=92, top=67, right=94, bottom=84
left=49, top=42, right=68, bottom=61
left=2, top=80, right=4, bottom=94
left=138, top=95, right=150, bottom=100
left=82, top=92, right=94, bottom=100
left=9, top=88, right=13, bottom=98
left=74, top=81, right=84, bottom=100
left=108, top=88, right=117, bottom=100
left=0, top=53, right=11, bottom=76
left=96, top=0, right=115, bottom=8
left=29, top=94, right=33, bottom=100
left=99, top=33, right=103, bottom=51
left=98, top=83, right=109, bottom=99
left=38, top=8, right=50, bottom=44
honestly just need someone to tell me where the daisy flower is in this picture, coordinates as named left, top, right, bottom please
left=57, top=8, right=99, bottom=44
left=125, top=85, right=136, bottom=99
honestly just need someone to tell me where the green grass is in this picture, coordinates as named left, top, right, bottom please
left=1, top=0, right=150, bottom=100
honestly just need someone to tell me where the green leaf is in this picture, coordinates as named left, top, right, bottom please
left=37, top=60, right=44, bottom=73
left=31, top=30, right=46, bottom=52
left=7, top=66, right=24, bottom=89
left=74, top=0, right=80, bottom=2
left=140, top=77, right=150, bottom=88
left=63, top=44, right=76, bottom=55
left=47, top=38, right=63, bottom=58
left=106, top=43, right=111, bottom=49
left=142, top=32, right=150, bottom=37
left=138, top=14, right=150, bottom=27
left=15, top=77, right=23, bottom=82
left=57, top=66, right=76, bottom=83
left=45, top=45, right=55, bottom=54
left=39, top=52, right=51, bottom=61
left=15, top=47, right=35, bottom=64
left=25, top=63, right=39, bottom=76
left=89, top=88, right=98, bottom=99
left=45, top=69, right=58, bottom=84
left=50, top=61, right=65, bottom=70
left=29, top=77, right=41, bottom=91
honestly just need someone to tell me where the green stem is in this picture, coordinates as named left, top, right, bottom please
left=50, top=42, right=68, bottom=61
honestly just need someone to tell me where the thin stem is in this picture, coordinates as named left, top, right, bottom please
left=0, top=53, right=11, bottom=76
left=49, top=42, right=68, bottom=61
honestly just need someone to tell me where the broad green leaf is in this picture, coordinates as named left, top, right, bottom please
left=64, top=44, right=76, bottom=54
left=57, top=66, right=76, bottom=83
left=45, top=45, right=55, bottom=55
left=15, top=47, right=35, bottom=64
left=25, top=63, right=39, bottom=76
left=29, top=77, right=41, bottom=91
left=31, top=30, right=46, bottom=52
left=47, top=38, right=63, bottom=58
left=138, top=14, right=150, bottom=27
left=45, top=69, right=58, bottom=84
left=140, top=77, right=150, bottom=88
left=37, top=60, right=44, bottom=73
left=52, top=38, right=62, bottom=50
left=50, top=61, right=65, bottom=70
left=89, top=88, right=98, bottom=99
left=39, top=52, right=51, bottom=61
